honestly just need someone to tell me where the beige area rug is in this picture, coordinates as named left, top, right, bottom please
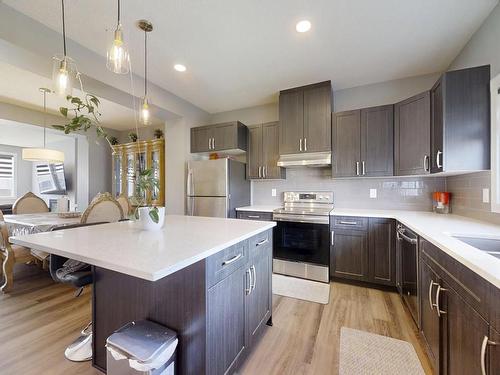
left=339, top=327, right=425, bottom=375
left=272, top=273, right=330, bottom=304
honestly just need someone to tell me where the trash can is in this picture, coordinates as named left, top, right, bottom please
left=106, top=320, right=178, bottom=375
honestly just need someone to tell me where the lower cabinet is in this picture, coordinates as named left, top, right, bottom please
left=206, top=230, right=272, bottom=375
left=489, top=327, right=500, bottom=375
left=331, top=217, right=395, bottom=286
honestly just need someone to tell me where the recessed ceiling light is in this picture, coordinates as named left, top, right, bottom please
left=174, top=64, right=187, bottom=72
left=296, top=20, right=311, bottom=33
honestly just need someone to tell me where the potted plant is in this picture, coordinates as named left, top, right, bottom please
left=53, top=94, right=164, bottom=229
left=153, top=128, right=164, bottom=139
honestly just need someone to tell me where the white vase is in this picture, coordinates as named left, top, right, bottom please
left=138, top=207, right=165, bottom=231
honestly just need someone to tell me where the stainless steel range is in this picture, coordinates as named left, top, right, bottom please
left=273, top=191, right=333, bottom=283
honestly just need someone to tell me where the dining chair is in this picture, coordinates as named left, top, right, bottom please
left=0, top=211, right=36, bottom=292
left=81, top=192, right=124, bottom=224
left=12, top=192, right=49, bottom=214
left=116, top=194, right=131, bottom=218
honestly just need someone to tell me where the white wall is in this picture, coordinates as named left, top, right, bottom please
left=209, top=103, right=279, bottom=125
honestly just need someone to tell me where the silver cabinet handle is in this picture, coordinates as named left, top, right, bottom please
left=222, top=253, right=242, bottom=266
left=251, top=265, right=256, bottom=291
left=362, top=161, right=366, bottom=175
left=247, top=215, right=260, bottom=219
left=356, top=161, right=360, bottom=176
left=436, top=150, right=443, bottom=169
left=428, top=280, right=439, bottom=311
left=246, top=268, right=253, bottom=295
left=481, top=335, right=499, bottom=375
left=423, top=155, right=430, bottom=171
left=263, top=165, right=266, bottom=178
left=258, top=166, right=262, bottom=178
left=208, top=138, right=211, bottom=150
left=256, top=238, right=269, bottom=246
left=434, top=284, right=447, bottom=317
left=339, top=220, right=357, bottom=225
left=331, top=231, right=334, bottom=246
left=212, top=137, right=216, bottom=150
left=304, top=138, right=307, bottom=151
left=299, top=138, right=303, bottom=152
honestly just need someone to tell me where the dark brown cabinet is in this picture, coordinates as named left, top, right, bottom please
left=394, top=91, right=431, bottom=176
left=191, top=121, right=248, bottom=153
left=368, top=218, right=395, bottom=286
left=331, top=217, right=395, bottom=286
left=488, top=327, right=500, bottom=375
left=430, top=65, right=491, bottom=173
left=247, top=122, right=285, bottom=180
left=279, top=81, right=332, bottom=155
left=237, top=211, right=273, bottom=221
left=332, top=105, right=393, bottom=178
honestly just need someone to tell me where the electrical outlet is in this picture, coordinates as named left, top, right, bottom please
left=483, top=188, right=490, bottom=203
left=370, top=189, right=377, bottom=199
left=271, top=189, right=277, bottom=197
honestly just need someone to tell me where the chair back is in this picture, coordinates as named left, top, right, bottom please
left=12, top=192, right=49, bottom=214
left=81, top=193, right=124, bottom=224
left=116, top=194, right=131, bottom=217
left=0, top=219, right=12, bottom=254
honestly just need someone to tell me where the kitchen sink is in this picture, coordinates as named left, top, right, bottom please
left=452, top=236, right=500, bottom=259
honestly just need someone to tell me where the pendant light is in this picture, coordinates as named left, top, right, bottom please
left=107, top=0, right=130, bottom=74
left=52, top=0, right=75, bottom=97
left=137, top=20, right=153, bottom=125
left=22, top=88, right=65, bottom=164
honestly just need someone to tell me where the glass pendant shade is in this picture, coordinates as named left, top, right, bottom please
left=140, top=97, right=151, bottom=125
left=52, top=55, right=75, bottom=97
left=22, top=148, right=65, bottom=163
left=107, top=25, right=130, bottom=74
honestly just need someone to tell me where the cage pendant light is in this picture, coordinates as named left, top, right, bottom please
left=52, top=0, right=75, bottom=97
left=138, top=20, right=153, bottom=125
left=107, top=0, right=130, bottom=74
left=22, top=88, right=65, bottom=163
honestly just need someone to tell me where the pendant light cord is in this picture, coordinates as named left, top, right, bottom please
left=61, top=0, right=67, bottom=56
left=43, top=90, right=47, bottom=148
left=144, top=30, right=148, bottom=97
left=117, top=0, right=121, bottom=25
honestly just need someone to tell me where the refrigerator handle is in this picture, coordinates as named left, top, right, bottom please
left=187, top=168, right=194, bottom=196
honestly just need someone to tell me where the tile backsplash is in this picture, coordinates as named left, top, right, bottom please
left=252, top=168, right=445, bottom=211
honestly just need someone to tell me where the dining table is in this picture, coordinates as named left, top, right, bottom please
left=4, top=212, right=82, bottom=260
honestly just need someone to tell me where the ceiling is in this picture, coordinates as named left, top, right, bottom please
left=4, top=0, right=499, bottom=113
left=0, top=62, right=162, bottom=130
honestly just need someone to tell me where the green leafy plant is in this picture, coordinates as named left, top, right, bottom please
left=153, top=128, right=164, bottom=139
left=131, top=168, right=160, bottom=223
left=108, top=136, right=119, bottom=145
left=128, top=132, right=138, bottom=142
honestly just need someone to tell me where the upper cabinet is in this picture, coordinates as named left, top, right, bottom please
left=279, top=81, right=332, bottom=155
left=191, top=121, right=248, bottom=153
left=394, top=91, right=431, bottom=176
left=332, top=105, right=393, bottom=178
left=430, top=65, right=491, bottom=173
left=247, top=122, right=285, bottom=180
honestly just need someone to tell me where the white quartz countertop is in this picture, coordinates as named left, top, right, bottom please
left=236, top=205, right=281, bottom=213
left=331, top=208, right=500, bottom=288
left=10, top=215, right=276, bottom=281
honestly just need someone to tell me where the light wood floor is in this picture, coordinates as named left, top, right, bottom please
left=0, top=265, right=431, bottom=375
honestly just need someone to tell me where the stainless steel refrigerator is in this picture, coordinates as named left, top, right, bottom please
left=186, top=159, right=250, bottom=218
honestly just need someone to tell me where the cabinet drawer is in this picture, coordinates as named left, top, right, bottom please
left=332, top=216, right=368, bottom=230
left=237, top=211, right=273, bottom=221
left=248, top=230, right=272, bottom=259
left=420, top=239, right=490, bottom=319
left=490, top=284, right=500, bottom=332
left=206, top=241, right=248, bottom=287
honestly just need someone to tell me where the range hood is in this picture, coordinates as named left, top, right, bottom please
left=277, top=151, right=331, bottom=168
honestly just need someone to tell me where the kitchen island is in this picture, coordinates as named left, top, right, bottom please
left=10, top=215, right=276, bottom=375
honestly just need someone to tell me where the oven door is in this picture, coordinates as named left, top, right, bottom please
left=273, top=220, right=330, bottom=266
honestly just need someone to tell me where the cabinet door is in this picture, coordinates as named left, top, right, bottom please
left=360, top=105, right=394, bottom=177
left=213, top=123, right=237, bottom=151
left=303, top=84, right=332, bottom=152
left=430, top=78, right=444, bottom=173
left=332, top=110, right=361, bottom=178
left=368, top=218, right=395, bottom=286
left=331, top=229, right=368, bottom=281
left=488, top=327, right=500, bottom=375
left=207, top=268, right=246, bottom=375
left=246, top=243, right=272, bottom=348
left=247, top=125, right=262, bottom=179
left=394, top=91, right=431, bottom=176
left=443, top=280, right=489, bottom=375
left=191, top=127, right=211, bottom=153
left=419, top=260, right=441, bottom=373
left=262, top=122, right=284, bottom=179
left=279, top=90, right=304, bottom=154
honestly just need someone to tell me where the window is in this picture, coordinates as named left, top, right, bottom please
left=491, top=74, right=500, bottom=213
left=0, top=152, right=15, bottom=199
